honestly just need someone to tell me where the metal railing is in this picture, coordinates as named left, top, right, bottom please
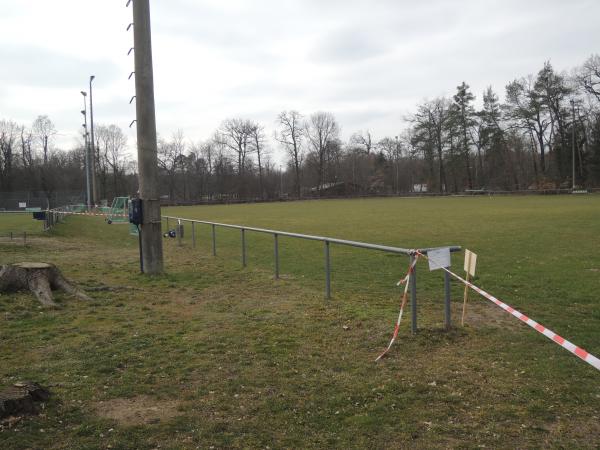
left=44, top=207, right=461, bottom=332
left=164, top=215, right=461, bottom=333
left=0, top=210, right=47, bottom=238
left=44, top=207, right=67, bottom=231
left=0, top=231, right=29, bottom=245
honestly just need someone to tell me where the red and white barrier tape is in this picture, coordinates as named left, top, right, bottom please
left=55, top=211, right=128, bottom=218
left=375, top=255, right=419, bottom=361
left=415, top=250, right=600, bottom=372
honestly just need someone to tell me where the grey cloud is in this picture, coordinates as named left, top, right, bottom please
left=0, top=45, right=120, bottom=89
left=92, top=97, right=135, bottom=126
left=1, top=0, right=599, bottom=159
left=310, top=28, right=390, bottom=64
left=152, top=1, right=289, bottom=63
left=224, top=78, right=307, bottom=102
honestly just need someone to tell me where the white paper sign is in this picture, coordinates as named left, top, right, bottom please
left=464, top=249, right=477, bottom=276
left=18, top=202, right=26, bottom=208
left=428, top=247, right=451, bottom=271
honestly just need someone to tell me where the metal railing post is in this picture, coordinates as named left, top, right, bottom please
left=212, top=224, right=216, bottom=256
left=241, top=228, right=246, bottom=267
left=192, top=221, right=196, bottom=249
left=444, top=270, right=451, bottom=330
left=410, top=254, right=417, bottom=334
left=166, top=217, right=169, bottom=231
left=325, top=240, right=331, bottom=299
left=274, top=233, right=279, bottom=279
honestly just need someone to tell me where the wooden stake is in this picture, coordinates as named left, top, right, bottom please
left=461, top=250, right=474, bottom=326
left=461, top=271, right=470, bottom=326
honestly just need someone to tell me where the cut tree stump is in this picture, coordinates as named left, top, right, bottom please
left=0, top=262, right=92, bottom=307
left=0, top=382, right=51, bottom=419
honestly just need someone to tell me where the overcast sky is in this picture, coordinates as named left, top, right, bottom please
left=1, top=0, right=598, bottom=163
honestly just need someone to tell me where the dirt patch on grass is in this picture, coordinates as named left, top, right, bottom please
left=456, top=300, right=520, bottom=329
left=543, top=415, right=600, bottom=444
left=93, top=395, right=182, bottom=426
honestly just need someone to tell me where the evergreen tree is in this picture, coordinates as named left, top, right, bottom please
left=452, top=82, right=476, bottom=189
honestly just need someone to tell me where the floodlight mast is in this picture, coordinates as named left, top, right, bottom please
left=89, top=75, right=98, bottom=205
left=571, top=99, right=576, bottom=191
left=80, top=91, right=92, bottom=209
left=131, top=0, right=163, bottom=274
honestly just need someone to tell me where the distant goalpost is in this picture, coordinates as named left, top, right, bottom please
left=107, top=196, right=138, bottom=236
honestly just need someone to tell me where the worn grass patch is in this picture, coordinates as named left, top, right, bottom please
left=93, top=396, right=183, bottom=427
left=1, top=196, right=599, bottom=449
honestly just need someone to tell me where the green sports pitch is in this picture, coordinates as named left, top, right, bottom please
left=1, top=195, right=599, bottom=449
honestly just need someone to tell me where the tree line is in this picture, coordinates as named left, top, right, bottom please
left=0, top=116, right=136, bottom=206
left=1, top=55, right=599, bottom=206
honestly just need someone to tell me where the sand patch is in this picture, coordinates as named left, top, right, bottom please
left=94, top=395, right=182, bottom=426
left=457, top=300, right=521, bottom=330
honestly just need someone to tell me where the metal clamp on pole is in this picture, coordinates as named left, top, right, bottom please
left=141, top=199, right=161, bottom=226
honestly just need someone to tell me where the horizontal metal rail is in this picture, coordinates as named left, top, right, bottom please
left=163, top=216, right=460, bottom=256
left=0, top=210, right=36, bottom=214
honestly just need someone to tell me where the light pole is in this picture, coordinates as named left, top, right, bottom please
left=80, top=91, right=91, bottom=209
left=279, top=165, right=283, bottom=197
left=570, top=99, right=576, bottom=191
left=395, top=136, right=400, bottom=195
left=89, top=75, right=98, bottom=205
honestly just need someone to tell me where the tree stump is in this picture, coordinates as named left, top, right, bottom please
left=0, top=262, right=92, bottom=307
left=0, top=382, right=51, bottom=419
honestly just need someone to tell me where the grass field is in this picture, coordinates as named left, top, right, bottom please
left=0, top=213, right=46, bottom=236
left=1, top=196, right=599, bottom=449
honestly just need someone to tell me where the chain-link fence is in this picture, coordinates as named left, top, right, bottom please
left=0, top=190, right=85, bottom=211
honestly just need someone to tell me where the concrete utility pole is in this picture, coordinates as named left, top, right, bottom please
left=132, top=0, right=163, bottom=274
left=89, top=75, right=98, bottom=205
left=395, top=136, right=400, bottom=194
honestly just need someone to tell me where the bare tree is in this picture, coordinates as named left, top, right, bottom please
left=158, top=130, right=186, bottom=200
left=97, top=124, right=128, bottom=198
left=377, top=136, right=402, bottom=193
left=576, top=54, right=600, bottom=102
left=275, top=110, right=304, bottom=197
left=350, top=130, right=373, bottom=154
left=216, top=118, right=256, bottom=197
left=249, top=122, right=268, bottom=199
left=305, top=112, right=340, bottom=191
left=0, top=120, right=19, bottom=191
left=19, top=126, right=34, bottom=169
left=217, top=118, right=255, bottom=176
left=32, top=115, right=56, bottom=165
left=188, top=140, right=214, bottom=200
